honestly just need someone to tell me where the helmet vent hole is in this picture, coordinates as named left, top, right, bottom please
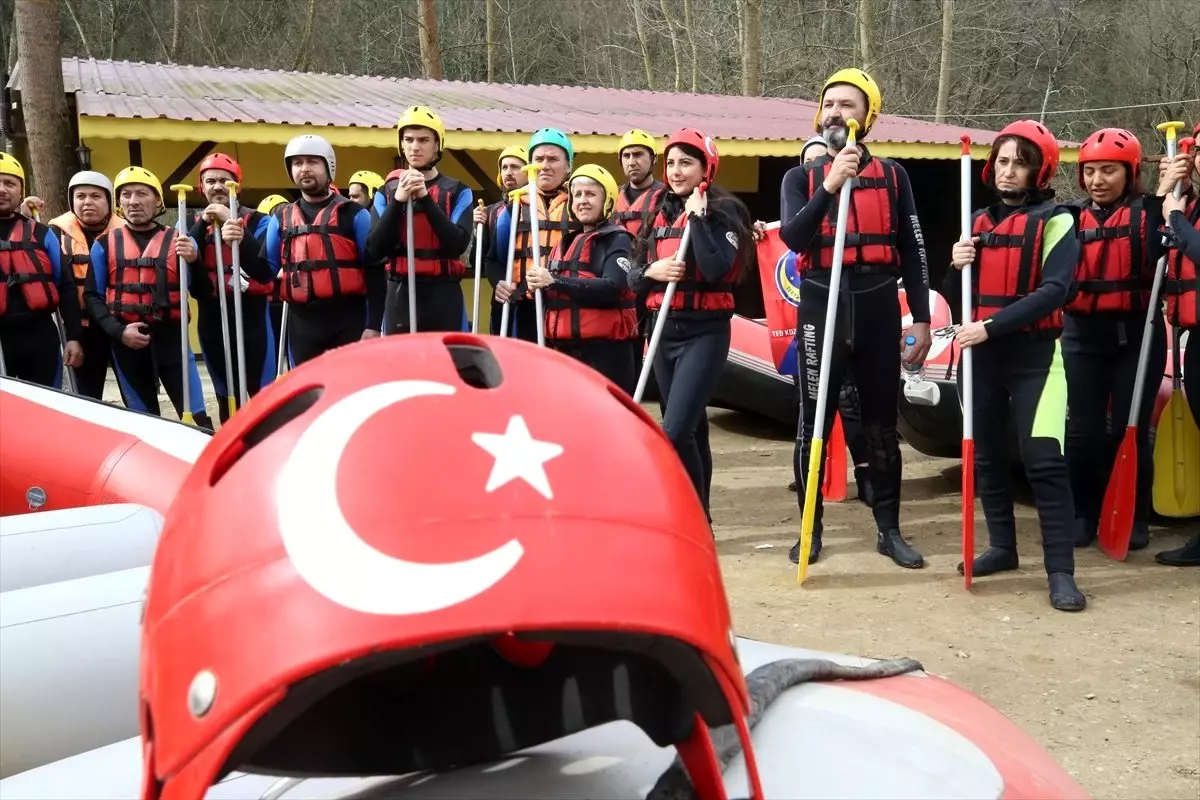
left=443, top=335, right=504, bottom=390
left=208, top=386, right=324, bottom=486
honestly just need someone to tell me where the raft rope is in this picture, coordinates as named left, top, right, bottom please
left=645, top=656, right=925, bottom=800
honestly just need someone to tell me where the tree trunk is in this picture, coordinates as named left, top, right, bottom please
left=170, top=0, right=183, bottom=61
left=631, top=0, right=654, bottom=90
left=293, top=0, right=317, bottom=71
left=741, top=0, right=761, bottom=96
left=62, top=0, right=92, bottom=59
left=934, top=0, right=954, bottom=123
left=417, top=0, right=444, bottom=80
left=856, top=0, right=875, bottom=73
left=485, top=0, right=495, bottom=82
left=659, top=0, right=681, bottom=92
left=682, top=0, right=698, bottom=91
left=14, top=0, right=73, bottom=217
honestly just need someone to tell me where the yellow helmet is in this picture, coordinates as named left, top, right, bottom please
left=257, top=194, right=289, bottom=215
left=495, top=145, right=528, bottom=189
left=348, top=170, right=385, bottom=195
left=0, top=152, right=25, bottom=188
left=113, top=166, right=164, bottom=214
left=618, top=129, right=658, bottom=158
left=568, top=163, right=620, bottom=219
left=814, top=68, right=882, bottom=135
left=396, top=105, right=446, bottom=155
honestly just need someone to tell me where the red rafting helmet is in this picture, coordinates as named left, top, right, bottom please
left=663, top=127, right=720, bottom=186
left=982, top=119, right=1060, bottom=190
left=138, top=333, right=763, bottom=800
left=195, top=153, right=243, bottom=194
left=1076, top=128, right=1142, bottom=190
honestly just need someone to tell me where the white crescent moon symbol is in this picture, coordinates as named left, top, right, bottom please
left=275, top=379, right=525, bottom=616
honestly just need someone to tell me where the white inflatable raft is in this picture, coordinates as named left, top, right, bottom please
left=0, top=504, right=163, bottom=593
left=0, top=636, right=1088, bottom=799
left=0, top=566, right=148, bottom=778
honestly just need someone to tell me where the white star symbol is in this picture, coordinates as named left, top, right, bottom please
left=471, top=414, right=564, bottom=499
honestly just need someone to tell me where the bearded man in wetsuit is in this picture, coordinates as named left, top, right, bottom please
left=779, top=68, right=933, bottom=570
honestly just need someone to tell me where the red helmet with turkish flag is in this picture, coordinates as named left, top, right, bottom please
left=138, top=333, right=763, bottom=800
left=663, top=127, right=720, bottom=185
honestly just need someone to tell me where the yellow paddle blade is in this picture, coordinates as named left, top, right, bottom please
left=796, top=438, right=825, bottom=585
left=1153, top=392, right=1200, bottom=518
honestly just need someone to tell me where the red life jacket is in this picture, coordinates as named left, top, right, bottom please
left=1067, top=196, right=1150, bottom=314
left=277, top=195, right=365, bottom=304
left=384, top=177, right=467, bottom=281
left=511, top=190, right=577, bottom=288
left=805, top=157, right=901, bottom=274
left=49, top=211, right=124, bottom=326
left=544, top=224, right=638, bottom=342
left=614, top=183, right=664, bottom=237
left=971, top=202, right=1063, bottom=334
left=1165, top=196, right=1200, bottom=329
left=645, top=207, right=738, bottom=314
left=201, top=208, right=275, bottom=299
left=105, top=226, right=181, bottom=324
left=0, top=216, right=59, bottom=317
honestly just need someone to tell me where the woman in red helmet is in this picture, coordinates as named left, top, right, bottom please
left=628, top=128, right=755, bottom=520
left=1156, top=122, right=1200, bottom=567
left=949, top=120, right=1085, bottom=612
left=1061, top=129, right=1169, bottom=552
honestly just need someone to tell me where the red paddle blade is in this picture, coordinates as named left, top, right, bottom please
left=1099, top=428, right=1138, bottom=561
left=823, top=413, right=848, bottom=502
left=962, top=438, right=975, bottom=590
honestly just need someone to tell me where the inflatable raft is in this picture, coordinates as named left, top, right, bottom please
left=1, top=633, right=1088, bottom=799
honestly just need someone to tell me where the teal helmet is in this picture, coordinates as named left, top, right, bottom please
left=528, top=128, right=574, bottom=167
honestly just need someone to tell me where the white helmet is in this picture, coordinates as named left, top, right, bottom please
left=68, top=170, right=114, bottom=200
left=284, top=134, right=337, bottom=183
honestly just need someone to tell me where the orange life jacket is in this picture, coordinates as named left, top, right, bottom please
left=1067, top=196, right=1150, bottom=314
left=1165, top=196, right=1200, bottom=329
left=49, top=211, right=124, bottom=326
left=384, top=177, right=467, bottom=281
left=105, top=225, right=180, bottom=324
left=645, top=207, right=738, bottom=314
left=805, top=157, right=901, bottom=274
left=971, top=202, right=1063, bottom=334
left=277, top=195, right=365, bottom=304
left=544, top=224, right=638, bottom=342
left=201, top=208, right=275, bottom=299
left=614, top=183, right=664, bottom=238
left=0, top=216, right=59, bottom=317
left=511, top=189, right=577, bottom=288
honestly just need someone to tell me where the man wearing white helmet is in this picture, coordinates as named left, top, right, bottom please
left=263, top=134, right=384, bottom=365
left=24, top=171, right=126, bottom=399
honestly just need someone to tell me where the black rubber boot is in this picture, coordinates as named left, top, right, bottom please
left=1048, top=572, right=1086, bottom=611
left=788, top=479, right=797, bottom=492
left=1128, top=520, right=1150, bottom=551
left=957, top=546, right=1019, bottom=577
left=1155, top=534, right=1200, bottom=566
left=1073, top=517, right=1096, bottom=548
left=877, top=528, right=924, bottom=568
left=789, top=526, right=823, bottom=565
left=854, top=466, right=875, bottom=508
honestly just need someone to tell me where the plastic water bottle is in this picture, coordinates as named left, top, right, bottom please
left=901, top=334, right=925, bottom=381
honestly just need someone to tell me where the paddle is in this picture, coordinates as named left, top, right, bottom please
left=1153, top=325, right=1200, bottom=518
left=169, top=184, right=198, bottom=426
left=1099, top=120, right=1186, bottom=560
left=821, top=412, right=847, bottom=502
left=957, top=135, right=976, bottom=589
left=797, top=119, right=860, bottom=585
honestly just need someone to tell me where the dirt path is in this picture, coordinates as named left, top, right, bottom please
left=703, top=408, right=1200, bottom=800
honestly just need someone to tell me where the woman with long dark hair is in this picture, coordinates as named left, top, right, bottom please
left=949, top=120, right=1085, bottom=612
left=628, top=128, right=755, bottom=520
left=1063, top=128, right=1169, bottom=552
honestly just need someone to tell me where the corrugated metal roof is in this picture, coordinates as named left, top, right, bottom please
left=10, top=58, right=1011, bottom=146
